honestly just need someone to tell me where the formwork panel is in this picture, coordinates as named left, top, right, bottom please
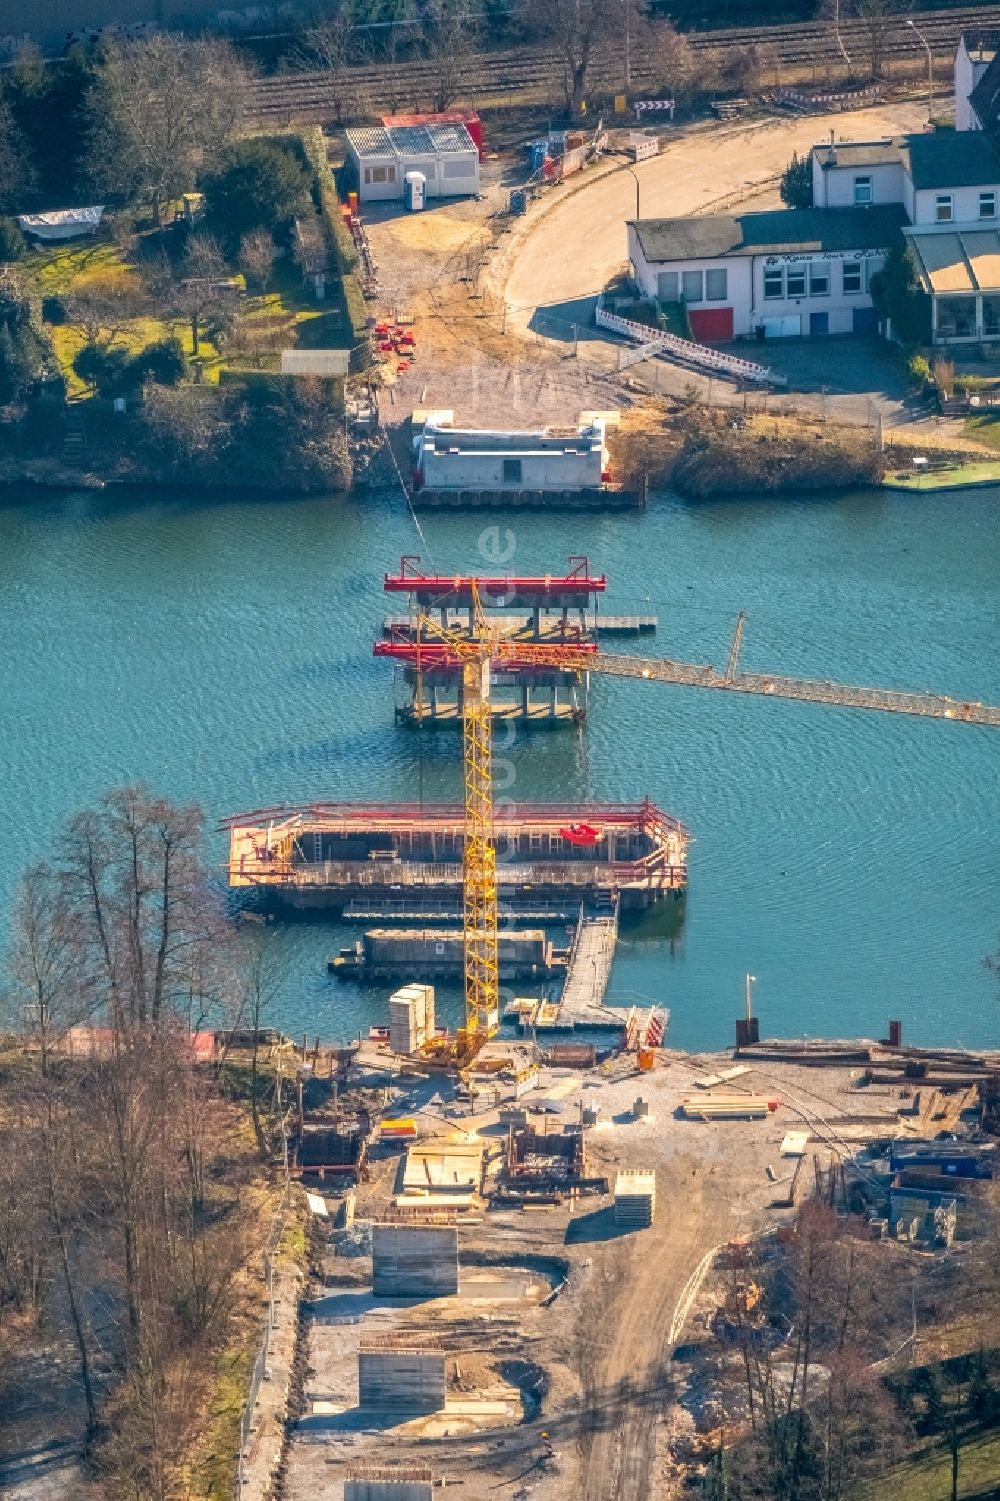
left=345, top=1476, right=434, bottom=1501
left=371, top=1223, right=459, bottom=1297
left=357, top=1348, right=447, bottom=1411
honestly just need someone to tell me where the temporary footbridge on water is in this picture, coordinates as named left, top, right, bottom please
left=370, top=567, right=1000, bottom=1066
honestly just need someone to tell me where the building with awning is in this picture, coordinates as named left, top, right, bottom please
left=905, top=224, right=1000, bottom=342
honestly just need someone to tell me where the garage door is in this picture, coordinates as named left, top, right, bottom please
left=762, top=315, right=802, bottom=338
left=689, top=307, right=734, bottom=342
left=853, top=306, right=878, bottom=334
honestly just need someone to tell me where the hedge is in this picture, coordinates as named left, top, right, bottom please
left=262, top=128, right=369, bottom=368
left=218, top=367, right=345, bottom=407
left=300, top=127, right=369, bottom=365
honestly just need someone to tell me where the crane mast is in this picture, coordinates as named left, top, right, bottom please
left=460, top=653, right=499, bottom=1050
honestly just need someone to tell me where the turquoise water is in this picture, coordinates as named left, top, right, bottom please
left=1, top=481, right=997, bottom=1049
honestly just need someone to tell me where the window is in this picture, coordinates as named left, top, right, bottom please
left=786, top=267, right=806, bottom=298
left=502, top=458, right=522, bottom=485
left=682, top=269, right=704, bottom=303
left=936, top=194, right=953, bottom=223
left=387, top=165, right=397, bottom=183
left=981, top=192, right=997, bottom=219
left=371, top=165, right=389, bottom=184
left=705, top=268, right=728, bottom=301
left=809, top=264, right=830, bottom=296
left=763, top=267, right=783, bottom=299
left=657, top=271, right=679, bottom=302
left=854, top=175, right=873, bottom=205
left=842, top=261, right=863, bottom=295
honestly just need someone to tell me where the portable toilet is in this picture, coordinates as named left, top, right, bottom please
left=404, top=171, right=426, bottom=212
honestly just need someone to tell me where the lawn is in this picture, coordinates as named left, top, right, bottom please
left=963, top=413, right=1000, bottom=450
left=22, top=230, right=349, bottom=396
left=853, top=1430, right=1000, bottom=1500
left=883, top=460, right=1000, bottom=491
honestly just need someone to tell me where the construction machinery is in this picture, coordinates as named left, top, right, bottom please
left=375, top=582, right=1000, bottom=1067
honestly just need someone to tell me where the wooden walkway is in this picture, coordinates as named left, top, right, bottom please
left=553, top=906, right=620, bottom=1029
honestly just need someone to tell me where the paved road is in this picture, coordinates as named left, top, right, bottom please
left=501, top=104, right=926, bottom=334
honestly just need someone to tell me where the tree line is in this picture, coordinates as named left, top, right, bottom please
left=0, top=787, right=288, bottom=1500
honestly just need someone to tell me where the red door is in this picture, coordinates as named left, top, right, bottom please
left=689, top=307, right=734, bottom=343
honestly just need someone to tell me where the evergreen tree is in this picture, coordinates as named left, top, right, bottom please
left=0, top=320, right=34, bottom=402
left=780, top=151, right=813, bottom=209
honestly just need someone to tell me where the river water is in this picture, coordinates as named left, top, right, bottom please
left=1, top=481, right=997, bottom=1049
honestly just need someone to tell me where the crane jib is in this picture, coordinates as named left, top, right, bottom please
left=595, top=656, right=1000, bottom=726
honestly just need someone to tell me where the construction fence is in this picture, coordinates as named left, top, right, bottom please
left=235, top=1168, right=293, bottom=1501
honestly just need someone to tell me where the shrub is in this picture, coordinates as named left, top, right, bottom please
left=931, top=356, right=955, bottom=397
left=0, top=218, right=26, bottom=262
left=72, top=342, right=132, bottom=396
left=202, top=139, right=312, bottom=249
left=907, top=353, right=931, bottom=388
left=41, top=295, right=67, bottom=325
left=131, top=337, right=185, bottom=387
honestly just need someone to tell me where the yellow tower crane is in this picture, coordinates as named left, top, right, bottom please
left=413, top=589, right=1000, bottom=1064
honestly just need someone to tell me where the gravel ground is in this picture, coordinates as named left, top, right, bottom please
left=280, top=1045, right=921, bottom=1501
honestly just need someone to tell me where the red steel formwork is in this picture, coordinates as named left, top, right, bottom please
left=383, top=554, right=607, bottom=605
left=221, top=798, right=685, bottom=836
left=374, top=630, right=599, bottom=671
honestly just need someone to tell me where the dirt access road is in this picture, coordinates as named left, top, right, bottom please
left=572, top=1148, right=735, bottom=1501
left=499, top=101, right=927, bottom=341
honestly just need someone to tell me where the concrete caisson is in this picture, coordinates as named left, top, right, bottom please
left=371, top=1222, right=459, bottom=1298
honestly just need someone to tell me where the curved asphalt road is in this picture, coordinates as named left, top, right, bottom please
left=501, top=102, right=926, bottom=341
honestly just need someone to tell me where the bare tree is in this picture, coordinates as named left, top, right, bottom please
left=647, top=19, right=696, bottom=105
left=142, top=384, right=232, bottom=466
left=5, top=864, right=79, bottom=1075
left=1, top=786, right=265, bottom=1498
left=220, top=931, right=284, bottom=1158
left=35, top=1082, right=100, bottom=1446
left=419, top=0, right=481, bottom=113
left=59, top=785, right=225, bottom=1033
left=83, top=35, right=251, bottom=223
left=239, top=229, right=278, bottom=296
left=295, top=10, right=370, bottom=123
left=521, top=0, right=613, bottom=119
left=822, top=0, right=855, bottom=73
left=172, top=234, right=232, bottom=358
left=65, top=284, right=140, bottom=351
left=855, top=0, right=897, bottom=81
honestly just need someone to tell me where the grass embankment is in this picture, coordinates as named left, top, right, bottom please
left=674, top=412, right=884, bottom=497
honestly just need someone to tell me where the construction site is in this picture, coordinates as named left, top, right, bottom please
left=222, top=556, right=1000, bottom=1501
left=260, top=1014, right=1000, bottom=1501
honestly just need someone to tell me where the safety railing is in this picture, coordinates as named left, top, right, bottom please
left=596, top=297, right=786, bottom=385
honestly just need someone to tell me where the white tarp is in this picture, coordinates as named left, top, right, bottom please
left=280, top=349, right=350, bottom=376
left=18, top=206, right=104, bottom=241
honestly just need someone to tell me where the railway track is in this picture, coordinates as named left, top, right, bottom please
left=249, top=4, right=1000, bottom=119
